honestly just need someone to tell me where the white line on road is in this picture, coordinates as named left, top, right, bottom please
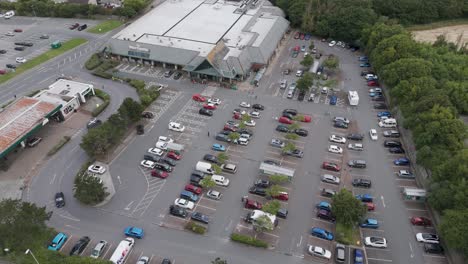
left=381, top=195, right=386, bottom=208
left=409, top=242, right=414, bottom=258
left=124, top=201, right=134, bottom=210
left=224, top=219, right=233, bottom=232
left=367, top=257, right=393, bottom=262
left=49, top=173, right=57, bottom=184
left=117, top=175, right=121, bottom=184
left=296, top=235, right=302, bottom=247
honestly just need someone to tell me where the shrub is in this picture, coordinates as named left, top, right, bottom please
left=92, top=70, right=112, bottom=79
left=85, top=54, right=102, bottom=70
left=92, top=89, right=110, bottom=117
left=230, top=233, right=268, bottom=248
left=185, top=221, right=206, bottom=234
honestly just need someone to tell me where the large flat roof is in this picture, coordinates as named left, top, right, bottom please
left=0, top=98, right=58, bottom=155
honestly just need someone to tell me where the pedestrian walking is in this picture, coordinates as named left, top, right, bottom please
left=14, top=94, right=16, bottom=98
left=207, top=131, right=210, bottom=137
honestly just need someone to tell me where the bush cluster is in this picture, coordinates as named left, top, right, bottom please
left=92, top=89, right=111, bottom=117
left=230, top=233, right=268, bottom=248
left=185, top=221, right=206, bottom=234
left=126, top=78, right=160, bottom=107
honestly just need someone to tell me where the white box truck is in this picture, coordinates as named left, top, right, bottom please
left=196, top=161, right=214, bottom=174
left=109, top=237, right=134, bottom=264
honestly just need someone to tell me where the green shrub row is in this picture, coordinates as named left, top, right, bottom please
left=185, top=221, right=206, bottom=234
left=92, top=89, right=111, bottom=117
left=230, top=233, right=268, bottom=248
left=47, top=136, right=71, bottom=156
left=85, top=54, right=102, bottom=70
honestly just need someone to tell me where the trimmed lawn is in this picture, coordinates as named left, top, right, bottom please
left=87, top=20, right=123, bottom=34
left=0, top=38, right=87, bottom=84
left=336, top=222, right=361, bottom=246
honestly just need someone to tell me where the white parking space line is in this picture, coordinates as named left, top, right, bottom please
left=367, top=257, right=393, bottom=262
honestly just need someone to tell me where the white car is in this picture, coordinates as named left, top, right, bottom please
left=328, top=145, right=343, bottom=154
left=308, top=245, right=332, bottom=259
left=369, top=129, right=378, bottom=140
left=248, top=111, right=261, bottom=118
left=206, top=190, right=222, bottom=200
left=348, top=143, right=364, bottom=151
left=168, top=122, right=185, bottom=132
left=5, top=32, right=14, bottom=36
left=155, top=141, right=168, bottom=150
left=16, top=57, right=27, bottom=63
left=239, top=102, right=251, bottom=108
left=140, top=160, right=155, bottom=169
left=321, top=87, right=329, bottom=94
left=148, top=148, right=164, bottom=156
left=333, top=116, right=350, bottom=124
left=296, top=70, right=303, bottom=77
left=364, top=236, right=387, bottom=248
left=136, top=256, right=149, bottom=264
left=244, top=120, right=256, bottom=127
left=416, top=233, right=439, bottom=244
left=158, top=136, right=174, bottom=143
left=87, top=164, right=106, bottom=174
left=208, top=98, right=221, bottom=105
left=321, top=174, right=340, bottom=185
left=329, top=135, right=346, bottom=144
left=174, top=198, right=194, bottom=210
left=365, top=74, right=378, bottom=80
left=328, top=40, right=336, bottom=47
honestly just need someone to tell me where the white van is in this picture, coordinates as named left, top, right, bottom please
left=379, top=118, right=397, bottom=128
left=4, top=11, right=15, bottom=19
left=196, top=161, right=214, bottom=174
left=211, top=175, right=230, bottom=186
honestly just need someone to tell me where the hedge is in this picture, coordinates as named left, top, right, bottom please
left=92, top=69, right=112, bottom=79
left=85, top=54, right=102, bottom=70
left=230, top=233, right=268, bottom=248
left=92, top=89, right=110, bottom=117
left=47, top=136, right=71, bottom=156
left=185, top=221, right=206, bottom=234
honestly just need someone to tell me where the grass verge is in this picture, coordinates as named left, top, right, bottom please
left=0, top=38, right=88, bottom=84
left=406, top=18, right=468, bottom=31
left=92, top=89, right=111, bottom=117
left=47, top=136, right=71, bottom=156
left=335, top=222, right=361, bottom=246
left=87, top=20, right=123, bottom=34
left=230, top=233, right=268, bottom=248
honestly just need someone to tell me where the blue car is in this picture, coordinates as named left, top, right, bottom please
left=394, top=157, right=410, bottom=166
left=310, top=227, right=334, bottom=241
left=360, top=62, right=371, bottom=67
left=355, top=194, right=373, bottom=202
left=316, top=201, right=332, bottom=211
left=305, top=34, right=311, bottom=40
left=124, top=226, right=144, bottom=239
left=48, top=232, right=68, bottom=251
left=329, top=95, right=337, bottom=105
left=360, top=218, right=379, bottom=229
left=377, top=111, right=392, bottom=117
left=358, top=56, right=368, bottom=61
left=354, top=248, right=364, bottom=264
left=369, top=91, right=383, bottom=97
left=212, top=143, right=226, bottom=152
left=180, top=190, right=199, bottom=202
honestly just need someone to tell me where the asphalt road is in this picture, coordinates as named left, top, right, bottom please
left=11, top=14, right=444, bottom=264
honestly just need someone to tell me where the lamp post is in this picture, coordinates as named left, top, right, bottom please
left=25, top=249, right=40, bottom=264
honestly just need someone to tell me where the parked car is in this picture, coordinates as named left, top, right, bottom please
left=174, top=198, right=195, bottom=210
left=276, top=124, right=289, bottom=133
left=355, top=194, right=373, bottom=202
left=192, top=93, right=206, bottom=102
left=322, top=162, right=341, bottom=172
left=360, top=218, right=379, bottom=229
left=249, top=186, right=266, bottom=196
left=27, top=137, right=42, bottom=147
left=283, top=149, right=304, bottom=158
left=278, top=116, right=294, bottom=124
left=199, top=108, right=213, bottom=116
left=328, top=145, right=343, bottom=154
left=90, top=240, right=107, bottom=259
left=206, top=189, right=222, bottom=200
left=270, top=138, right=285, bottom=148
left=310, top=227, right=334, bottom=241
left=212, top=143, right=226, bottom=152
left=294, top=128, right=308, bottom=137
left=394, top=157, right=410, bottom=166
left=88, top=164, right=106, bottom=174
left=55, top=192, right=65, bottom=208
left=317, top=209, right=335, bottom=222
left=364, top=236, right=387, bottom=248
left=348, top=143, right=363, bottom=151
left=244, top=198, right=262, bottom=209
left=424, top=243, right=444, bottom=254
left=411, top=216, right=432, bottom=227
left=354, top=248, right=364, bottom=264
left=321, top=188, right=336, bottom=197
left=203, top=154, right=219, bottom=164
left=69, top=236, right=90, bottom=256
left=352, top=178, right=371, bottom=188
left=334, top=121, right=348, bottom=129
left=347, top=133, right=364, bottom=141
left=348, top=160, right=367, bottom=168
left=48, top=233, right=68, bottom=251
left=124, top=226, right=144, bottom=238
left=416, top=233, right=439, bottom=244
left=321, top=174, right=340, bottom=184
left=383, top=130, right=400, bottom=138
left=191, top=212, right=209, bottom=224
left=329, top=135, right=346, bottom=144
left=169, top=205, right=188, bottom=218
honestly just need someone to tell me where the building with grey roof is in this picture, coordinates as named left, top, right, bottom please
left=107, top=0, right=289, bottom=82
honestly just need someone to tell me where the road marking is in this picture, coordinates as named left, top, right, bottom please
left=117, top=175, right=121, bottom=185
left=224, top=219, right=233, bottom=231
left=366, top=258, right=393, bottom=262
left=423, top=254, right=446, bottom=259
left=64, top=224, right=80, bottom=230
left=124, top=201, right=134, bottom=210
left=50, top=173, right=57, bottom=184
left=409, top=242, right=414, bottom=258
left=381, top=195, right=386, bottom=208
left=297, top=235, right=302, bottom=247
left=59, top=214, right=80, bottom=221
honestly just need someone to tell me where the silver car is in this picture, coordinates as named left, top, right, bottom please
left=321, top=174, right=340, bottom=185
left=270, top=139, right=285, bottom=148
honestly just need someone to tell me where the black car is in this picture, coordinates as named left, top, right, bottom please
left=6, top=64, right=16, bottom=69
left=347, top=133, right=364, bottom=141
left=321, top=188, right=336, bottom=198
left=334, top=121, right=348, bottom=129
left=191, top=212, right=209, bottom=224
left=384, top=140, right=401, bottom=147
left=15, top=42, right=33, bottom=47
left=215, top=133, right=231, bottom=142
left=136, top=124, right=144, bottom=135
left=249, top=186, right=266, bottom=196
left=220, top=130, right=232, bottom=135
left=0, top=50, right=6, bottom=54
left=77, top=24, right=87, bottom=31
left=263, top=160, right=280, bottom=166
left=170, top=205, right=188, bottom=218
left=203, top=154, right=219, bottom=164
left=282, top=112, right=294, bottom=120
left=164, top=70, right=174, bottom=78
left=55, top=192, right=65, bottom=208
left=276, top=208, right=288, bottom=219
left=372, top=95, right=385, bottom=101
left=348, top=160, right=367, bottom=168
left=69, top=236, right=90, bottom=256
left=282, top=109, right=298, bottom=116
left=238, top=128, right=253, bottom=136
left=141, top=111, right=154, bottom=118
left=189, top=175, right=202, bottom=187
left=254, top=179, right=270, bottom=188
left=276, top=125, right=289, bottom=133
left=389, top=147, right=405, bottom=153
left=294, top=128, right=308, bottom=137
left=297, top=91, right=305, bottom=101
left=424, top=243, right=443, bottom=254
left=199, top=108, right=213, bottom=116
left=173, top=71, right=182, bottom=80
left=161, top=157, right=176, bottom=167
left=87, top=118, right=102, bottom=129
left=252, top=104, right=265, bottom=110
left=352, top=179, right=372, bottom=188
left=14, top=46, right=25, bottom=51
left=374, top=103, right=387, bottom=109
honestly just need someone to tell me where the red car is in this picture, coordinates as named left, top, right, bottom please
left=363, top=202, right=375, bottom=211
left=203, top=103, right=217, bottom=110
left=223, top=124, right=237, bottom=132
left=278, top=116, right=293, bottom=124
left=273, top=192, right=289, bottom=201
left=294, top=32, right=300, bottom=39
left=322, top=162, right=341, bottom=172
left=367, top=80, right=379, bottom=86
left=167, top=151, right=182, bottom=160
left=14, top=29, right=23, bottom=32
left=192, top=93, right=206, bottom=102
left=300, top=33, right=305, bottom=40
left=185, top=184, right=202, bottom=195
left=69, top=23, right=79, bottom=30
left=151, top=169, right=169, bottom=179
left=233, top=113, right=241, bottom=120
left=245, top=199, right=262, bottom=209
left=0, top=69, right=6, bottom=75
left=411, top=216, right=432, bottom=227
left=299, top=115, right=312, bottom=123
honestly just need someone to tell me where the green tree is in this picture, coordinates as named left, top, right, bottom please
left=200, top=176, right=216, bottom=189
left=300, top=55, right=314, bottom=68
left=282, top=142, right=296, bottom=154
left=253, top=214, right=274, bottom=233
left=262, top=200, right=281, bottom=215
left=119, top=97, right=144, bottom=123
left=331, top=189, right=366, bottom=226
left=309, top=41, right=315, bottom=50
left=217, top=153, right=229, bottom=164
left=266, top=184, right=285, bottom=198
left=212, top=164, right=222, bottom=174
left=381, top=58, right=433, bottom=87
left=296, top=72, right=313, bottom=92
left=288, top=123, right=301, bottom=131
left=212, top=257, right=228, bottom=264
left=228, top=132, right=241, bottom=142
left=269, top=174, right=289, bottom=185
left=285, top=133, right=299, bottom=140
left=439, top=209, right=468, bottom=256
left=74, top=173, right=109, bottom=205
left=323, top=55, right=339, bottom=70
left=80, top=125, right=114, bottom=158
